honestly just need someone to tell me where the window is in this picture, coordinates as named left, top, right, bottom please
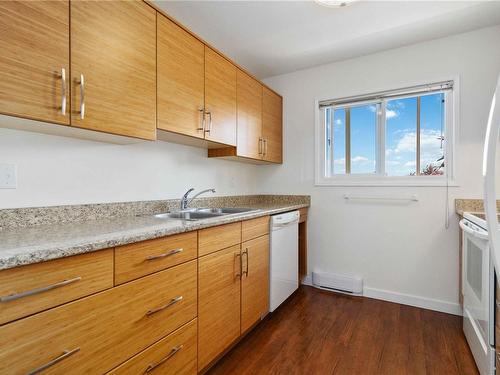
left=317, top=80, right=455, bottom=186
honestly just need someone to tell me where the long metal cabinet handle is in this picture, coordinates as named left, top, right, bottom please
left=146, top=295, right=183, bottom=316
left=145, top=248, right=183, bottom=261
left=263, top=138, right=268, bottom=156
left=60, top=68, right=66, bottom=116
left=242, top=248, right=249, bottom=276
left=0, top=276, right=82, bottom=303
left=258, top=137, right=262, bottom=155
left=204, top=111, right=212, bottom=134
left=79, top=73, right=85, bottom=119
left=145, top=345, right=183, bottom=373
left=197, top=108, right=205, bottom=131
left=235, top=253, right=242, bottom=279
left=26, top=347, right=80, bottom=375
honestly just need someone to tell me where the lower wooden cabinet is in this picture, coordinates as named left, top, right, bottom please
left=0, top=261, right=197, bottom=375
left=198, top=227, right=271, bottom=371
left=0, top=215, right=274, bottom=375
left=241, top=234, right=270, bottom=333
left=198, top=245, right=242, bottom=370
left=107, top=318, right=198, bottom=375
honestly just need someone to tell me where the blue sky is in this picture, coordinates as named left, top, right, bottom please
left=329, top=93, right=444, bottom=176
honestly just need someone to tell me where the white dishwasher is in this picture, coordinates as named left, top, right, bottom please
left=269, top=210, right=300, bottom=312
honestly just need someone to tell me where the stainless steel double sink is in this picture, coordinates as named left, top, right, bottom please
left=152, top=207, right=260, bottom=221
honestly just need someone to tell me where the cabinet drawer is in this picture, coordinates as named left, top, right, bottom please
left=242, top=216, right=269, bottom=242
left=0, top=249, right=113, bottom=325
left=199, top=222, right=241, bottom=256
left=115, top=232, right=198, bottom=285
left=108, top=318, right=197, bottom=375
left=0, top=261, right=197, bottom=375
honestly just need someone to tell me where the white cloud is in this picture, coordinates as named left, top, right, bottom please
left=386, top=109, right=398, bottom=119
left=394, top=132, right=416, bottom=153
left=352, top=156, right=369, bottom=163
left=334, top=158, right=345, bottom=165
left=335, top=119, right=342, bottom=126
left=386, top=129, right=444, bottom=174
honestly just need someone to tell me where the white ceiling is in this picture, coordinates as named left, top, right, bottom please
left=154, top=1, right=500, bottom=78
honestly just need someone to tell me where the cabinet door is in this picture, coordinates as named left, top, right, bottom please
left=262, top=86, right=283, bottom=163
left=204, top=47, right=237, bottom=146
left=0, top=1, right=69, bottom=124
left=236, top=70, right=262, bottom=159
left=198, top=245, right=241, bottom=371
left=157, top=14, right=205, bottom=139
left=241, top=234, right=269, bottom=333
left=70, top=1, right=156, bottom=140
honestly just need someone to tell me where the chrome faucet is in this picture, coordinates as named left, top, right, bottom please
left=180, top=188, right=216, bottom=210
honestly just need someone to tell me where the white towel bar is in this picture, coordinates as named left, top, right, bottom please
left=343, top=194, right=419, bottom=202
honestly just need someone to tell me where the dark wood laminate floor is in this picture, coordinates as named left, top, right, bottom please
left=207, top=286, right=478, bottom=375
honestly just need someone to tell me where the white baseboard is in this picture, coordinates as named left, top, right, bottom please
left=301, top=274, right=313, bottom=286
left=301, top=274, right=462, bottom=316
left=363, top=287, right=462, bottom=316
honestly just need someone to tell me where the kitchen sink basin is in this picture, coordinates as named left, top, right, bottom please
left=150, top=207, right=260, bottom=221
left=154, top=211, right=223, bottom=220
left=196, top=207, right=259, bottom=215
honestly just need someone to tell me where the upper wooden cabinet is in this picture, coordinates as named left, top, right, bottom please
left=70, top=1, right=156, bottom=140
left=157, top=14, right=205, bottom=139
left=262, top=86, right=283, bottom=163
left=0, top=1, right=69, bottom=125
left=236, top=70, right=263, bottom=159
left=208, top=74, right=283, bottom=164
left=1, top=1, right=282, bottom=161
left=204, top=47, right=237, bottom=146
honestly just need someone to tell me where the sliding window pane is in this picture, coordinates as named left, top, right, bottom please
left=350, top=104, right=376, bottom=174
left=420, top=93, right=445, bottom=175
left=332, top=108, right=346, bottom=175
left=385, top=97, right=417, bottom=176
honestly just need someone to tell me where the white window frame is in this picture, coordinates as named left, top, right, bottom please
left=315, top=79, right=458, bottom=187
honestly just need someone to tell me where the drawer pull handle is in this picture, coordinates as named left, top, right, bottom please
left=78, top=73, right=85, bottom=120
left=60, top=67, right=66, bottom=116
left=197, top=108, right=205, bottom=131
left=145, top=248, right=183, bottom=261
left=0, top=277, right=82, bottom=303
left=145, top=345, right=183, bottom=373
left=146, top=296, right=183, bottom=316
left=27, top=347, right=80, bottom=375
left=242, top=248, right=249, bottom=277
left=235, top=253, right=242, bottom=280
left=204, top=111, right=212, bottom=135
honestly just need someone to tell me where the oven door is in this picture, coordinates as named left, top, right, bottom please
left=461, top=219, right=494, bottom=374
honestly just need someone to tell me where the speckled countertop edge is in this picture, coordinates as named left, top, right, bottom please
left=0, top=203, right=309, bottom=271
left=455, top=198, right=500, bottom=217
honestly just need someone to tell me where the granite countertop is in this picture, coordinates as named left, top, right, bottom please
left=0, top=202, right=308, bottom=271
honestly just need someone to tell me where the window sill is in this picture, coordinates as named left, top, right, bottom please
left=315, top=177, right=458, bottom=187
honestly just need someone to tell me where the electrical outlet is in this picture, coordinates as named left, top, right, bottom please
left=0, top=164, right=17, bottom=189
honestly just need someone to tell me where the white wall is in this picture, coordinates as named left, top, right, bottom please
left=260, top=25, right=500, bottom=314
left=0, top=127, right=260, bottom=208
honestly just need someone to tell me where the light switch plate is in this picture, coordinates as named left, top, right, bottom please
left=0, top=163, right=17, bottom=189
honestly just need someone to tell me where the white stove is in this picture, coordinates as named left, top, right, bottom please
left=460, top=212, right=494, bottom=375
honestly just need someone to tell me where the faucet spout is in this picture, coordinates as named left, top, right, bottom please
left=180, top=188, right=216, bottom=210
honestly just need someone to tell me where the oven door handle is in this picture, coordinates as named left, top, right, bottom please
left=459, top=219, right=489, bottom=240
